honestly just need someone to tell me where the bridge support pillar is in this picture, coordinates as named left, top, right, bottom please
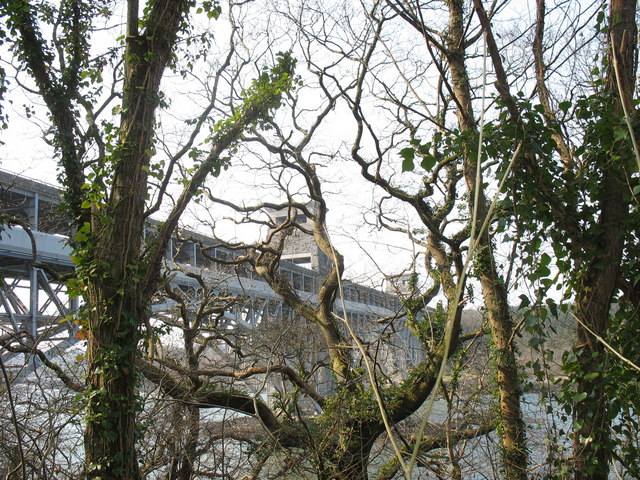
left=0, top=263, right=79, bottom=368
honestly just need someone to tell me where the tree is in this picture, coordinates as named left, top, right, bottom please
left=349, top=2, right=529, bottom=477
left=1, top=0, right=297, bottom=477
left=474, top=0, right=639, bottom=477
left=260, top=1, right=531, bottom=477
left=161, top=83, right=496, bottom=477
left=1, top=0, right=500, bottom=474
left=2, top=0, right=639, bottom=478
left=269, top=0, right=640, bottom=478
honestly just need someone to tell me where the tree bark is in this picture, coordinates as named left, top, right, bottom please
left=573, top=4, right=636, bottom=478
left=450, top=2, right=528, bottom=478
left=82, top=1, right=190, bottom=477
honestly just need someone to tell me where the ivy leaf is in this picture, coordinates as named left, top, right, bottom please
left=614, top=126, right=628, bottom=141
left=573, top=392, right=588, bottom=403
left=559, top=101, right=571, bottom=113
left=518, top=294, right=530, bottom=310
left=539, top=264, right=551, bottom=277
left=540, top=252, right=551, bottom=266
left=420, top=154, right=437, bottom=171
left=400, top=147, right=415, bottom=172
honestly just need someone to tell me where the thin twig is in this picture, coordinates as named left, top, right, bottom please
left=611, top=34, right=640, bottom=173
left=0, top=355, right=26, bottom=479
left=572, top=313, right=640, bottom=373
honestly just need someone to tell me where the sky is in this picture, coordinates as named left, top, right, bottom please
left=0, top=93, right=416, bottom=291
left=0, top=0, right=580, bottom=304
left=0, top=0, right=429, bottom=290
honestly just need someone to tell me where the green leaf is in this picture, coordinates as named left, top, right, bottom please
left=420, top=155, right=437, bottom=171
left=614, top=126, right=629, bottom=141
left=401, top=158, right=414, bottom=172
left=539, top=265, right=551, bottom=277
left=400, top=147, right=415, bottom=172
left=540, top=253, right=552, bottom=267
left=529, top=336, right=543, bottom=348
left=207, top=7, right=221, bottom=19
left=573, top=392, right=588, bottom=403
left=559, top=101, right=571, bottom=113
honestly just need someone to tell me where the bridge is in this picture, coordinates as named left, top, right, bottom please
left=0, top=170, right=422, bottom=379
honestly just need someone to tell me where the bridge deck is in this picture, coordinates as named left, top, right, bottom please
left=1, top=171, right=420, bottom=375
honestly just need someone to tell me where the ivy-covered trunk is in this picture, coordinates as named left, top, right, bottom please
left=82, top=131, right=158, bottom=479
left=571, top=1, right=636, bottom=478
left=80, top=1, right=189, bottom=476
left=448, top=1, right=528, bottom=478
left=84, top=292, right=145, bottom=478
left=570, top=144, right=627, bottom=480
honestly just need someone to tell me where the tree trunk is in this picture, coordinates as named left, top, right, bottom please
left=479, top=259, right=527, bottom=480
left=333, top=429, right=377, bottom=480
left=572, top=168, right=626, bottom=480
left=448, top=1, right=528, bottom=478
left=84, top=295, right=144, bottom=479
left=572, top=1, right=636, bottom=478
left=82, top=1, right=189, bottom=477
left=83, top=157, right=149, bottom=478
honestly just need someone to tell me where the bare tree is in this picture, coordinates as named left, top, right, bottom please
left=266, top=1, right=529, bottom=477
left=3, top=1, right=638, bottom=479
left=1, top=0, right=298, bottom=476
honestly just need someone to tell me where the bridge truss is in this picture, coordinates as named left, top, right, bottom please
left=0, top=171, right=421, bottom=384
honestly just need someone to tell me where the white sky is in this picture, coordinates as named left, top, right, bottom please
left=0, top=0, right=585, bottom=303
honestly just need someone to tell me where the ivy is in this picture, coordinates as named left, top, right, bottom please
left=211, top=51, right=300, bottom=142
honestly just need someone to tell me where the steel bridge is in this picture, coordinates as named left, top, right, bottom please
left=0, top=170, right=421, bottom=378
